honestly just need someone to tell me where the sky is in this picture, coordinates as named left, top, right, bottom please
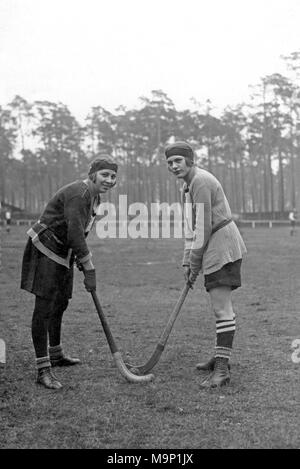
left=0, top=0, right=300, bottom=121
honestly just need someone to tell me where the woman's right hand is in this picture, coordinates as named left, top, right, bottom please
left=183, top=266, right=191, bottom=284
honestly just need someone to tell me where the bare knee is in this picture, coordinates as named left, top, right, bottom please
left=213, top=307, right=232, bottom=321
left=209, top=287, right=234, bottom=320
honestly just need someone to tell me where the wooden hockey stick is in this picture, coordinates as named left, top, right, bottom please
left=91, top=290, right=154, bottom=383
left=125, top=284, right=190, bottom=375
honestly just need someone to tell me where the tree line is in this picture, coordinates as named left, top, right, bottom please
left=1, top=51, right=300, bottom=217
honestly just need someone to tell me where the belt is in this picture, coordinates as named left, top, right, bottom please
left=31, top=221, right=47, bottom=233
left=212, top=218, right=233, bottom=234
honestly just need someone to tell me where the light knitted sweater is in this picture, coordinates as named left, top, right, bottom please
left=182, top=167, right=247, bottom=276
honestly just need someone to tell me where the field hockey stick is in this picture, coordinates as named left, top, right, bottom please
left=90, top=290, right=154, bottom=383
left=125, top=283, right=190, bottom=375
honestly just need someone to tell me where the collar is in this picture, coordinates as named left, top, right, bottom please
left=83, top=179, right=101, bottom=207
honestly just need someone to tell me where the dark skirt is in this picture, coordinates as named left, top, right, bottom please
left=204, top=259, right=242, bottom=292
left=21, top=238, right=74, bottom=300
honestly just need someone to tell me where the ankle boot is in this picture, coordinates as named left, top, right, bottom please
left=50, top=356, right=81, bottom=367
left=196, top=356, right=230, bottom=371
left=196, top=356, right=215, bottom=371
left=36, top=367, right=62, bottom=390
left=200, top=357, right=231, bottom=388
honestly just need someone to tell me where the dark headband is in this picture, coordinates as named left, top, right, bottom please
left=88, top=156, right=118, bottom=175
left=165, top=141, right=194, bottom=161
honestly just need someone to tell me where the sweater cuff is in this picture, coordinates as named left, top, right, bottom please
left=182, top=248, right=191, bottom=267
left=78, top=252, right=92, bottom=264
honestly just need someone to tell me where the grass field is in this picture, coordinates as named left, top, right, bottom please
left=0, top=225, right=299, bottom=449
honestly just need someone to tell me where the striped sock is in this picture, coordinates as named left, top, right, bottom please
left=49, top=344, right=63, bottom=361
left=36, top=356, right=51, bottom=370
left=215, top=318, right=236, bottom=361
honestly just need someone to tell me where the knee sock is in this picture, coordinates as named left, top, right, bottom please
left=49, top=344, right=64, bottom=362
left=36, top=356, right=50, bottom=371
left=215, top=317, right=236, bottom=362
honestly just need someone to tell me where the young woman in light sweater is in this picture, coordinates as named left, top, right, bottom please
left=165, top=141, right=247, bottom=388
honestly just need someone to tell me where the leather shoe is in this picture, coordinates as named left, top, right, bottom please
left=200, top=357, right=230, bottom=389
left=50, top=356, right=81, bottom=367
left=196, top=356, right=231, bottom=371
left=196, top=356, right=216, bottom=371
left=37, top=368, right=62, bottom=390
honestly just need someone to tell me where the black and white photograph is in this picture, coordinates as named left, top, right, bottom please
left=0, top=0, right=299, bottom=452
